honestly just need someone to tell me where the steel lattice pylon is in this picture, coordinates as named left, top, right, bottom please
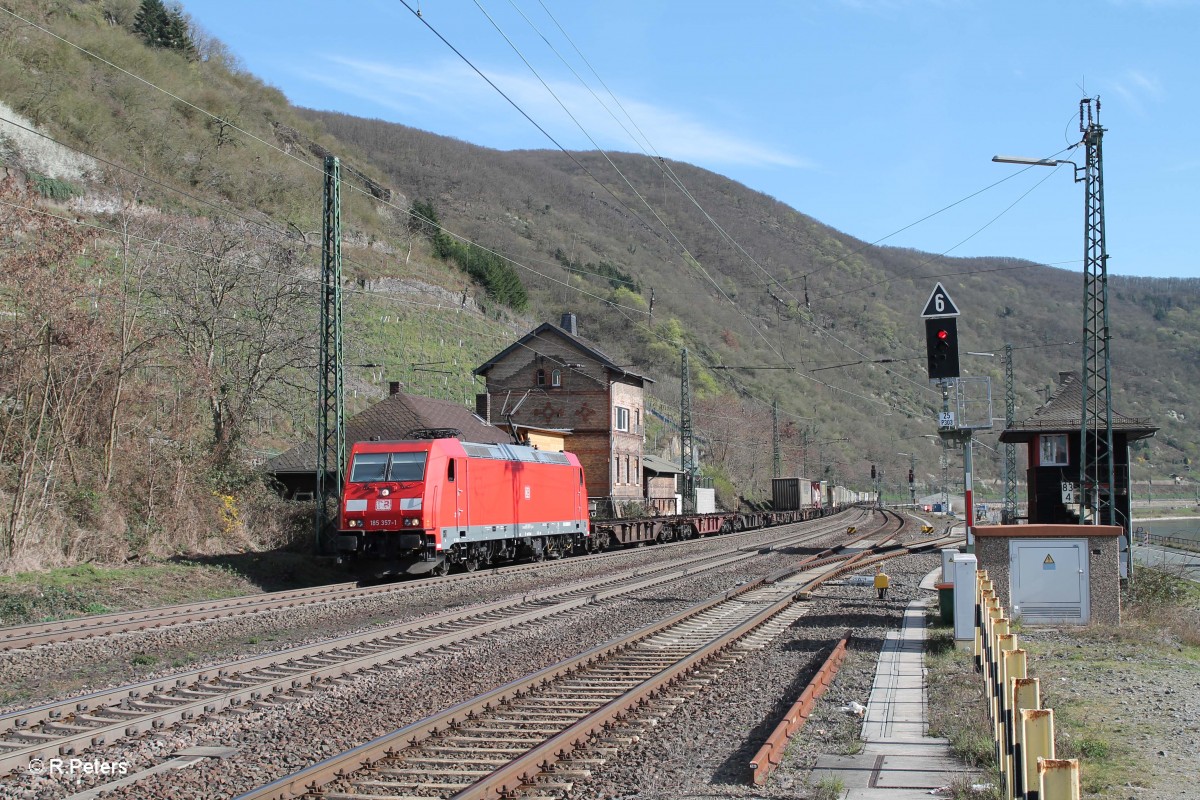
left=316, top=156, right=345, bottom=551
left=680, top=348, right=696, bottom=514
left=1077, top=98, right=1116, bottom=526
left=772, top=399, right=782, bottom=480
left=1002, top=343, right=1018, bottom=523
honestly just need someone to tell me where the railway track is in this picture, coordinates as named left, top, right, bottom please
left=0, top=509, right=865, bottom=653
left=0, top=511, right=879, bottom=777
left=235, top=528, right=956, bottom=800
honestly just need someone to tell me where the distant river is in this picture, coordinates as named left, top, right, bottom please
left=1136, top=518, right=1200, bottom=545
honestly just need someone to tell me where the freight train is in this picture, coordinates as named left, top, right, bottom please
left=336, top=436, right=853, bottom=576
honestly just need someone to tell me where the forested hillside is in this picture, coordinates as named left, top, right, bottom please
left=1, top=0, right=1197, bottom=571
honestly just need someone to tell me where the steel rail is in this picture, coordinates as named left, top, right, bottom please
left=233, top=565, right=797, bottom=799
left=0, top=509, right=863, bottom=652
left=230, top=525, right=923, bottom=800
left=0, top=515, right=870, bottom=775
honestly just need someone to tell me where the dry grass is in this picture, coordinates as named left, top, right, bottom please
left=924, top=627, right=1002, bottom=774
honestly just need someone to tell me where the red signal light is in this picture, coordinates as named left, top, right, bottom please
left=937, top=329, right=949, bottom=341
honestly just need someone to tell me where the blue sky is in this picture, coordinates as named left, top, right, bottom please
left=183, top=0, right=1198, bottom=279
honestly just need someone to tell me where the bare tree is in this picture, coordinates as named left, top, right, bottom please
left=145, top=216, right=313, bottom=469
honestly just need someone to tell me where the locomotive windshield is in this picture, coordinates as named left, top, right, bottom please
left=349, top=451, right=428, bottom=483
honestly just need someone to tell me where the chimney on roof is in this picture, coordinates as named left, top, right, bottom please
left=389, top=381, right=401, bottom=396
left=560, top=312, right=578, bottom=336
left=1058, top=371, right=1073, bottom=385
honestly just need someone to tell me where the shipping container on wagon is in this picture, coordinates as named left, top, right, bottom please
left=772, top=477, right=803, bottom=511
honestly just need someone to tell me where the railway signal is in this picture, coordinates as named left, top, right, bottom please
left=925, top=318, right=960, bottom=380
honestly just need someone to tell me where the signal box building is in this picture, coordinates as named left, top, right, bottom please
left=474, top=314, right=652, bottom=510
left=998, top=371, right=1157, bottom=528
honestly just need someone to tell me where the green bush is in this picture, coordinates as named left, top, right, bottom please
left=30, top=173, right=79, bottom=200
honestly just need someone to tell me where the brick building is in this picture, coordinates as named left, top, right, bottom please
left=474, top=314, right=652, bottom=508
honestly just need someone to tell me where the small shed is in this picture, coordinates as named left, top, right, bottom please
left=973, top=524, right=1122, bottom=625
left=642, top=455, right=682, bottom=515
left=266, top=385, right=512, bottom=499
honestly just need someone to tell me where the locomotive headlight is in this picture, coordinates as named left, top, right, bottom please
left=379, top=487, right=391, bottom=497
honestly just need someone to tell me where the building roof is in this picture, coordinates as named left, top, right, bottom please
left=643, top=455, right=683, bottom=475
left=473, top=321, right=653, bottom=384
left=267, top=391, right=513, bottom=474
left=998, top=372, right=1158, bottom=444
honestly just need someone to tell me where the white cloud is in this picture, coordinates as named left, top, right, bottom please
left=1108, top=69, right=1165, bottom=116
left=294, top=55, right=812, bottom=170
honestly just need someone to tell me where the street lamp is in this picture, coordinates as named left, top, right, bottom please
left=991, top=155, right=1080, bottom=174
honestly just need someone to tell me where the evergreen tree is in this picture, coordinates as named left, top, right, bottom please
left=133, top=0, right=169, bottom=46
left=132, top=0, right=195, bottom=56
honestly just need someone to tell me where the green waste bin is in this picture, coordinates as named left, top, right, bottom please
left=935, top=582, right=954, bottom=625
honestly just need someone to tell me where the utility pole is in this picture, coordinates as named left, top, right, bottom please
left=941, top=442, right=950, bottom=515
left=680, top=348, right=696, bottom=514
left=1077, top=97, right=1117, bottom=530
left=908, top=452, right=916, bottom=507
left=1002, top=343, right=1018, bottom=524
left=316, top=155, right=345, bottom=553
left=772, top=399, right=782, bottom=479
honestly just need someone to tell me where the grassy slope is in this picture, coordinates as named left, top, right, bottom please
left=0, top=556, right=350, bottom=627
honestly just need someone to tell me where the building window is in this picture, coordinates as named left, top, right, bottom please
left=634, top=408, right=640, bottom=432
left=635, top=457, right=640, bottom=484
left=1039, top=434, right=1069, bottom=466
left=536, top=369, right=546, bottom=386
left=625, top=456, right=631, bottom=487
left=614, top=455, right=621, bottom=484
left=551, top=369, right=561, bottom=387
left=614, top=406, right=630, bottom=432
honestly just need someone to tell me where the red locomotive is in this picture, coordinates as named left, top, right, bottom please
left=337, top=436, right=589, bottom=576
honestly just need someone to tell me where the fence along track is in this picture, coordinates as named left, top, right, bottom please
left=234, top=531, right=940, bottom=800
left=0, top=514, right=872, bottom=776
left=0, top=510, right=866, bottom=653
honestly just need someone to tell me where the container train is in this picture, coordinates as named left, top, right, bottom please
left=336, top=436, right=855, bottom=576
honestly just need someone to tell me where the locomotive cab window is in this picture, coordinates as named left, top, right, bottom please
left=387, top=452, right=428, bottom=482
left=447, top=459, right=456, bottom=482
left=349, top=452, right=389, bottom=483
left=349, top=451, right=428, bottom=483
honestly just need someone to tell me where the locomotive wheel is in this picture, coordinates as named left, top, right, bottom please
left=531, top=538, right=546, bottom=562
left=431, top=558, right=450, bottom=577
left=462, top=544, right=481, bottom=572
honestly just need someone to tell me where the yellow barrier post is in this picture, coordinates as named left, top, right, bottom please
left=1001, top=649, right=1028, bottom=798
left=1037, top=758, right=1081, bottom=800
left=984, top=606, right=1003, bottom=701
left=994, top=632, right=1018, bottom=778
left=989, top=619, right=1010, bottom=715
left=1011, top=678, right=1041, bottom=800
left=1021, top=708, right=1055, bottom=800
